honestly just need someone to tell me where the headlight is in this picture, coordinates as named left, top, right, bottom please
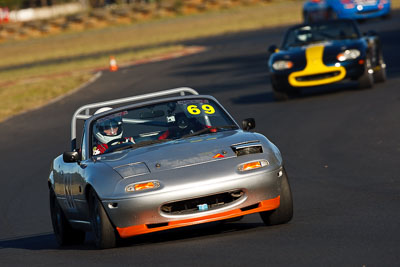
left=272, top=60, right=293, bottom=70
left=337, top=49, right=360, bottom=61
left=125, top=181, right=160, bottom=192
left=238, top=160, right=269, bottom=172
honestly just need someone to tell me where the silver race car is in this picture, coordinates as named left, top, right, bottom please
left=48, top=87, right=293, bottom=249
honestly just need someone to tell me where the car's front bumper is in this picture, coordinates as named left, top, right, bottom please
left=103, top=165, right=283, bottom=238
left=337, top=4, right=391, bottom=19
left=116, top=197, right=280, bottom=238
left=270, top=59, right=366, bottom=91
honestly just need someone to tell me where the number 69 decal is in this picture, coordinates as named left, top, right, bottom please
left=187, top=104, right=215, bottom=115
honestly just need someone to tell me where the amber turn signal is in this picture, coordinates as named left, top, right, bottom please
left=238, top=160, right=269, bottom=172
left=126, top=181, right=160, bottom=192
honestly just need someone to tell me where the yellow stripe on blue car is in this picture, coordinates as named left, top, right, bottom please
left=288, top=45, right=346, bottom=87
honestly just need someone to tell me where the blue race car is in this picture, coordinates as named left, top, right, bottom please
left=303, top=0, right=391, bottom=22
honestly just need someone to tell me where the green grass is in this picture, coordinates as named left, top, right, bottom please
left=0, top=45, right=184, bottom=120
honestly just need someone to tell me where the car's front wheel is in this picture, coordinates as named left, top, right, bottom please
left=259, top=168, right=293, bottom=225
left=373, top=63, right=387, bottom=83
left=271, top=81, right=291, bottom=101
left=373, top=53, right=387, bottom=83
left=50, top=189, right=85, bottom=246
left=358, top=58, right=374, bottom=89
left=273, top=89, right=289, bottom=101
left=89, top=190, right=118, bottom=249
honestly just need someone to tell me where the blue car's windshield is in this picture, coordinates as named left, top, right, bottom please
left=91, top=98, right=238, bottom=155
left=282, top=20, right=360, bottom=49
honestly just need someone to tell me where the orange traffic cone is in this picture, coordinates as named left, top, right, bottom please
left=109, top=56, right=118, bottom=72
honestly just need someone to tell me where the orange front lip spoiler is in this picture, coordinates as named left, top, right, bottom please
left=117, top=196, right=280, bottom=238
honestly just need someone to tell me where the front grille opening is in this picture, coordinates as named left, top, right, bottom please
left=296, top=71, right=340, bottom=81
left=232, top=145, right=263, bottom=156
left=240, top=203, right=260, bottom=212
left=161, top=190, right=244, bottom=215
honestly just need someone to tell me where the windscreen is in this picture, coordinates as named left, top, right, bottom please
left=91, top=98, right=238, bottom=156
left=282, top=20, right=360, bottom=49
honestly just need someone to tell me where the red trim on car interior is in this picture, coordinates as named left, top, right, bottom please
left=116, top=196, right=280, bottom=238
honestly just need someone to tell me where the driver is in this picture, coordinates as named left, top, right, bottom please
left=92, top=107, right=133, bottom=155
left=296, top=26, right=312, bottom=43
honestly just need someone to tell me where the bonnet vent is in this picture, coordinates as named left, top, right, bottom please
left=231, top=141, right=263, bottom=156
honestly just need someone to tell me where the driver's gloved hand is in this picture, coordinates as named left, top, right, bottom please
left=93, top=143, right=109, bottom=155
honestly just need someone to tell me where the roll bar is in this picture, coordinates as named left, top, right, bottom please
left=70, top=87, right=199, bottom=150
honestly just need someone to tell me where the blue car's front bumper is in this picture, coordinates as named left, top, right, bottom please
left=336, top=3, right=391, bottom=19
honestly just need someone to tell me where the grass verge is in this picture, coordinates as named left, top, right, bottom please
left=0, top=45, right=185, bottom=120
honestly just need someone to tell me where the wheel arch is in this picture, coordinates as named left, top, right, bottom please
left=85, top=183, right=95, bottom=203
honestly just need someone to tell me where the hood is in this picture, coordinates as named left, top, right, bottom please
left=271, top=39, right=365, bottom=69
left=97, top=130, right=263, bottom=173
left=273, top=46, right=306, bottom=61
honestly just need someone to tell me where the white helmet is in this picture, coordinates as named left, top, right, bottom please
left=93, top=107, right=123, bottom=144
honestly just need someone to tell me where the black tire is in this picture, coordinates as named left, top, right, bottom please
left=260, top=168, right=293, bottom=226
left=373, top=63, right=387, bottom=83
left=49, top=189, right=85, bottom=246
left=358, top=58, right=374, bottom=89
left=273, top=89, right=289, bottom=101
left=381, top=12, right=391, bottom=20
left=271, top=81, right=291, bottom=101
left=89, top=190, right=117, bottom=249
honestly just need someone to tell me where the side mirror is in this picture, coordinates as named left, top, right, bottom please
left=63, top=151, right=80, bottom=163
left=242, top=118, right=256, bottom=131
left=268, top=45, right=278, bottom=54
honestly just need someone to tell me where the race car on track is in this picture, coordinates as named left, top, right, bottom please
left=268, top=19, right=386, bottom=100
left=48, top=87, right=293, bottom=249
left=302, top=0, right=391, bottom=22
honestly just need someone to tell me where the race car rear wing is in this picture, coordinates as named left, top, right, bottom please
left=70, top=87, right=199, bottom=150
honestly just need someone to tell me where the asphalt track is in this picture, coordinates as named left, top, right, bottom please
left=1, top=11, right=400, bottom=266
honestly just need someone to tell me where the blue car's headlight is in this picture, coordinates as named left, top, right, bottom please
left=337, top=49, right=361, bottom=61
left=272, top=60, right=294, bottom=70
